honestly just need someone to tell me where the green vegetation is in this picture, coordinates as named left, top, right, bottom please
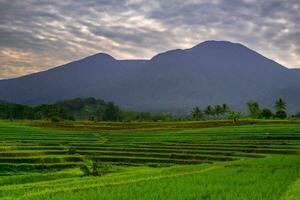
left=191, top=106, right=204, bottom=120
left=191, top=98, right=293, bottom=121
left=198, top=104, right=231, bottom=119
left=244, top=98, right=290, bottom=120
left=0, top=120, right=300, bottom=199
left=0, top=98, right=173, bottom=122
left=247, top=100, right=261, bottom=119
left=275, top=98, right=288, bottom=119
left=1, top=97, right=298, bottom=123
left=260, top=108, right=274, bottom=119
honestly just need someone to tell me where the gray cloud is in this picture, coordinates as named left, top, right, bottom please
left=0, top=0, right=299, bottom=79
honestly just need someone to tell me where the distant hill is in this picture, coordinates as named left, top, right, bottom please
left=1, top=40, right=300, bottom=114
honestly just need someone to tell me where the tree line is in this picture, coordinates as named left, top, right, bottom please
left=191, top=104, right=231, bottom=120
left=0, top=98, right=172, bottom=122
left=0, top=97, right=297, bottom=122
left=190, top=98, right=289, bottom=120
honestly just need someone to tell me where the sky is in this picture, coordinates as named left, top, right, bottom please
left=0, top=0, right=299, bottom=79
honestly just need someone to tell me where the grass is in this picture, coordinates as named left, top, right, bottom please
left=0, top=120, right=300, bottom=199
left=13, top=119, right=300, bottom=131
left=33, top=156, right=299, bottom=200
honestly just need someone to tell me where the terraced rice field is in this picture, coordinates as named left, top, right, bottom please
left=0, top=121, right=300, bottom=199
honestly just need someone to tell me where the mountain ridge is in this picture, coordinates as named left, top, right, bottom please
left=0, top=40, right=299, bottom=114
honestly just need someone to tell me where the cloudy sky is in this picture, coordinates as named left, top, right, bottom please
left=0, top=0, right=299, bottom=79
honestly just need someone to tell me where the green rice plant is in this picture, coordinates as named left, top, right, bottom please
left=1, top=120, right=300, bottom=199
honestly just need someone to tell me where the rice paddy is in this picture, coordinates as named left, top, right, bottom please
left=0, top=120, right=300, bottom=199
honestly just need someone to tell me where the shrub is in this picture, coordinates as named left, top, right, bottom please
left=260, top=109, right=274, bottom=119
left=51, top=117, right=60, bottom=123
left=80, top=165, right=91, bottom=176
left=227, top=112, right=243, bottom=124
left=68, top=147, right=77, bottom=154
left=81, top=160, right=114, bottom=176
left=276, top=110, right=287, bottom=119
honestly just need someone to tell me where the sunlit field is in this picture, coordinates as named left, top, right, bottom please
left=0, top=120, right=300, bottom=200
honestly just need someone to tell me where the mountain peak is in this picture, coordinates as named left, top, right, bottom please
left=191, top=40, right=243, bottom=50
left=85, top=53, right=115, bottom=61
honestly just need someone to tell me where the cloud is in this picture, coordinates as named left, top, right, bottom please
left=0, top=0, right=299, bottom=78
left=0, top=48, right=67, bottom=79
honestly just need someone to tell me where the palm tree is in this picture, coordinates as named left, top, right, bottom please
left=191, top=106, right=203, bottom=120
left=214, top=105, right=223, bottom=118
left=274, top=98, right=286, bottom=112
left=221, top=104, right=230, bottom=116
left=204, top=105, right=214, bottom=118
left=247, top=100, right=260, bottom=119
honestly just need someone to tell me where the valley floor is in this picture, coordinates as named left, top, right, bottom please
left=0, top=120, right=300, bottom=199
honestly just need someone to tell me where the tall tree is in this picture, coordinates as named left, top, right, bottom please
left=191, top=106, right=203, bottom=120
left=274, top=98, right=287, bottom=119
left=221, top=104, right=230, bottom=114
left=214, top=105, right=223, bottom=118
left=103, top=102, right=123, bottom=121
left=247, top=101, right=260, bottom=119
left=274, top=98, right=286, bottom=112
left=204, top=105, right=214, bottom=118
left=222, top=103, right=231, bottom=117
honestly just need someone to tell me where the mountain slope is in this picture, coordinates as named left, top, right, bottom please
left=0, top=53, right=146, bottom=105
left=107, top=41, right=300, bottom=113
left=0, top=40, right=299, bottom=114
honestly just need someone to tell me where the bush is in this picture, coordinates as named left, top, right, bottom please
left=81, top=160, right=114, bottom=176
left=276, top=110, right=287, bottom=119
left=67, top=116, right=75, bottom=121
left=91, top=162, right=113, bottom=176
left=51, top=117, right=60, bottom=123
left=260, top=109, right=273, bottom=119
left=68, top=147, right=77, bottom=154
left=226, top=112, right=243, bottom=124
left=80, top=165, right=91, bottom=176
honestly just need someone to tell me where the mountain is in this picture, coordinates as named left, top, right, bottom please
left=107, top=41, right=300, bottom=113
left=1, top=40, right=300, bottom=114
left=0, top=53, right=146, bottom=105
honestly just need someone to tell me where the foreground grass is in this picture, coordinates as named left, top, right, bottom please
left=19, top=156, right=298, bottom=200
left=0, top=120, right=300, bottom=199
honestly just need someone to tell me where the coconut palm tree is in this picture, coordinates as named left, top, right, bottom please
left=221, top=104, right=230, bottom=117
left=274, top=98, right=286, bottom=112
left=204, top=105, right=214, bottom=118
left=191, top=106, right=203, bottom=120
left=247, top=100, right=260, bottom=119
left=214, top=105, right=223, bottom=119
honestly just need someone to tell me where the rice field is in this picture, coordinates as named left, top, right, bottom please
left=0, top=121, right=300, bottom=199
